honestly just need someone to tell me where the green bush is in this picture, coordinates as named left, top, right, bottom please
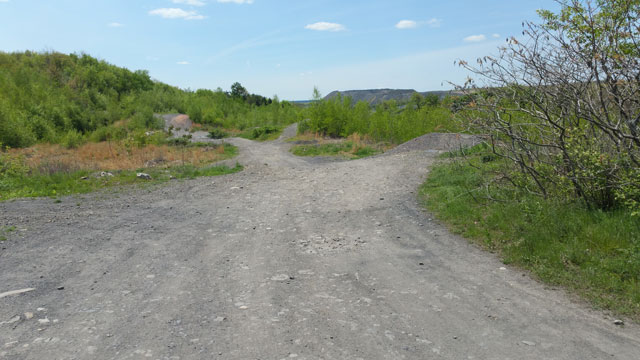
left=208, top=128, right=229, bottom=139
left=60, top=130, right=85, bottom=149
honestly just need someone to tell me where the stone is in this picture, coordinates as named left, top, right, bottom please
left=614, top=319, right=624, bottom=326
left=521, top=341, right=536, bottom=346
left=137, top=173, right=152, bottom=180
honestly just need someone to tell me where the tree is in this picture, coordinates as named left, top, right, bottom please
left=458, top=0, right=640, bottom=212
left=230, top=82, right=249, bottom=100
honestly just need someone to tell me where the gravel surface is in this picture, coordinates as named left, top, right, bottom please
left=1, top=124, right=638, bottom=359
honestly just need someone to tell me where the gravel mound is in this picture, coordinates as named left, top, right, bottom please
left=385, top=133, right=483, bottom=155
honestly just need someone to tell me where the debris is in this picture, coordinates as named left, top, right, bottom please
left=0, top=288, right=35, bottom=299
left=1, top=316, right=20, bottom=325
left=37, top=318, right=50, bottom=325
left=136, top=173, right=152, bottom=180
left=24, top=312, right=33, bottom=320
left=614, top=319, right=624, bottom=326
left=57, top=286, right=65, bottom=290
left=100, top=171, right=114, bottom=177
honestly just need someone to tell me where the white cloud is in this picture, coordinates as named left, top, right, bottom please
left=425, top=18, right=442, bottom=28
left=395, top=20, right=417, bottom=29
left=108, top=22, right=124, bottom=28
left=172, top=0, right=206, bottom=6
left=0, top=0, right=9, bottom=3
left=177, top=61, right=190, bottom=65
left=492, top=33, right=501, bottom=38
left=217, top=0, right=254, bottom=4
left=396, top=18, right=441, bottom=30
left=305, top=22, right=346, bottom=32
left=149, top=8, right=205, bottom=20
left=464, top=34, right=486, bottom=42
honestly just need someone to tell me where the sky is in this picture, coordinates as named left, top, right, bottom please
left=0, top=0, right=559, bottom=100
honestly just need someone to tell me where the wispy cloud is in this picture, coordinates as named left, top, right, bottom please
left=172, top=0, right=206, bottom=6
left=492, top=33, right=501, bottom=38
left=217, top=0, right=254, bottom=4
left=305, top=22, right=346, bottom=32
left=396, top=18, right=441, bottom=30
left=177, top=61, right=191, bottom=65
left=0, top=0, right=9, bottom=3
left=395, top=20, right=417, bottom=29
left=108, top=22, right=124, bottom=28
left=425, top=18, right=442, bottom=28
left=464, top=34, right=486, bottom=42
left=149, top=8, right=206, bottom=20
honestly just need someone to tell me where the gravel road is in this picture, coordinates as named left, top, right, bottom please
left=1, top=125, right=639, bottom=359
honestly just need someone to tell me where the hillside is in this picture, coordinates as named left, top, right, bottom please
left=0, top=51, right=295, bottom=149
left=324, top=89, right=459, bottom=105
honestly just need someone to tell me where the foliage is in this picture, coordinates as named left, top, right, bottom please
left=421, top=147, right=640, bottom=318
left=301, top=93, right=460, bottom=143
left=241, top=125, right=282, bottom=141
left=0, top=52, right=298, bottom=149
left=208, top=128, right=229, bottom=139
left=291, top=141, right=381, bottom=159
left=457, top=0, right=640, bottom=212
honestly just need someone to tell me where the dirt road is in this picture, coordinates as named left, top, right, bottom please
left=1, top=126, right=639, bottom=359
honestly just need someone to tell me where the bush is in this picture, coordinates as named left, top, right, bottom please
left=208, top=128, right=229, bottom=139
left=61, top=130, right=85, bottom=149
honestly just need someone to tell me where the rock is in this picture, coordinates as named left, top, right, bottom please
left=136, top=173, right=152, bottom=180
left=614, top=319, right=624, bottom=326
left=100, top=171, right=114, bottom=177
left=1, top=316, right=20, bottom=325
left=37, top=318, right=50, bottom=325
left=24, top=312, right=33, bottom=320
left=81, top=176, right=89, bottom=180
left=521, top=341, right=536, bottom=346
left=271, top=274, right=290, bottom=281
left=0, top=288, right=36, bottom=299
left=57, top=286, right=65, bottom=290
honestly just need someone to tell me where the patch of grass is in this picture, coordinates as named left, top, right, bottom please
left=208, top=128, right=229, bottom=139
left=239, top=126, right=282, bottom=141
left=291, top=141, right=381, bottom=159
left=0, top=143, right=240, bottom=201
left=420, top=149, right=640, bottom=319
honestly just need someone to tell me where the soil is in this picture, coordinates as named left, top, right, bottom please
left=1, top=123, right=638, bottom=359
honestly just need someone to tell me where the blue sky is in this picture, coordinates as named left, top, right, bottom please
left=0, top=0, right=559, bottom=100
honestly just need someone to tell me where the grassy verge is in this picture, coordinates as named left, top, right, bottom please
left=420, top=146, right=640, bottom=319
left=237, top=125, right=283, bottom=141
left=291, top=141, right=380, bottom=159
left=0, top=143, right=241, bottom=201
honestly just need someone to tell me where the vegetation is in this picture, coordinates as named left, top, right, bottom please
left=423, top=0, right=640, bottom=318
left=422, top=145, right=640, bottom=318
left=457, top=0, right=640, bottom=214
left=0, top=140, right=239, bottom=201
left=0, top=51, right=300, bottom=150
left=290, top=133, right=383, bottom=159
left=299, top=89, right=462, bottom=144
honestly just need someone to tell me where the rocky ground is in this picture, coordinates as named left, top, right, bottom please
left=1, top=124, right=638, bottom=359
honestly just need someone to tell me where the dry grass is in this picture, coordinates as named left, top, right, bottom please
left=9, top=141, right=230, bottom=174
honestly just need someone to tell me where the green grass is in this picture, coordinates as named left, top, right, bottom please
left=238, top=126, right=283, bottom=141
left=420, top=147, right=640, bottom=319
left=291, top=141, right=381, bottom=159
left=0, top=144, right=241, bottom=202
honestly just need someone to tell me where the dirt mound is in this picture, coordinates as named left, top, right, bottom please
left=386, top=133, right=483, bottom=155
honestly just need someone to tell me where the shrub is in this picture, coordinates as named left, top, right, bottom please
left=61, top=130, right=85, bottom=149
left=208, top=128, right=229, bottom=139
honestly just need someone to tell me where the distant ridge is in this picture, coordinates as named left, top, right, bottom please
left=324, top=89, right=460, bottom=105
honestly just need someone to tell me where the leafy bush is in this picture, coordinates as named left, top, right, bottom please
left=61, top=130, right=85, bottom=149
left=208, top=128, right=229, bottom=139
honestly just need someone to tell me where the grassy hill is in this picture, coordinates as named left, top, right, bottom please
left=0, top=51, right=299, bottom=149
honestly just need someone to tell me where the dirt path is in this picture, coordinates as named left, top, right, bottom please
left=1, top=125, right=639, bottom=359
